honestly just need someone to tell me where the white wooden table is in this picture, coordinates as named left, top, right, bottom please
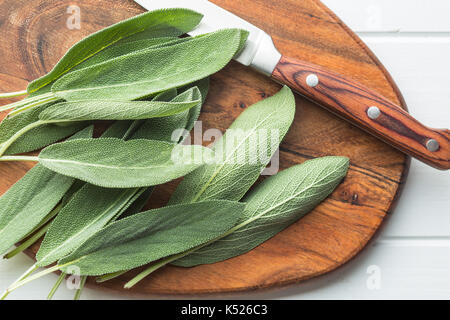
left=1, top=0, right=449, bottom=300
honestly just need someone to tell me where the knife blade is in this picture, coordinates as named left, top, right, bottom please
left=134, top=0, right=450, bottom=170
left=134, top=0, right=281, bottom=75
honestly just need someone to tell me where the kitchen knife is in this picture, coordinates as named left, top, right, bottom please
left=134, top=0, right=450, bottom=170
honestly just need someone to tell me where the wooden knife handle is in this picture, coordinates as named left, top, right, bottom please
left=272, top=56, right=450, bottom=170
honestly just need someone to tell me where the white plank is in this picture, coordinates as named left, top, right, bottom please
left=2, top=242, right=450, bottom=300
left=381, top=159, right=450, bottom=238
left=323, top=0, right=450, bottom=32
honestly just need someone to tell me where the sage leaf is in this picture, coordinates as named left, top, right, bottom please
left=59, top=200, right=245, bottom=276
left=28, top=9, right=203, bottom=93
left=108, top=88, right=181, bottom=142
left=5, top=122, right=90, bottom=155
left=0, top=165, right=73, bottom=254
left=173, top=157, right=350, bottom=267
left=38, top=138, right=214, bottom=188
left=51, top=29, right=245, bottom=101
left=181, top=78, right=210, bottom=136
left=71, top=37, right=191, bottom=73
left=0, top=126, right=93, bottom=255
left=132, top=82, right=207, bottom=142
left=36, top=185, right=141, bottom=267
left=101, top=121, right=136, bottom=139
left=3, top=123, right=89, bottom=156
left=152, top=88, right=179, bottom=103
left=39, top=90, right=201, bottom=121
left=169, top=86, right=296, bottom=204
left=0, top=101, right=87, bottom=155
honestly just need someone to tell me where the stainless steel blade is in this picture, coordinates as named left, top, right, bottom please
left=134, top=0, right=281, bottom=75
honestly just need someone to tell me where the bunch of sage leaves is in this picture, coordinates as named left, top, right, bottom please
left=0, top=8, right=350, bottom=300
left=0, top=8, right=246, bottom=299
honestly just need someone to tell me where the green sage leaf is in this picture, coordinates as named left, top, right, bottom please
left=0, top=101, right=87, bottom=155
left=131, top=82, right=207, bottom=142
left=173, top=157, right=350, bottom=267
left=0, top=126, right=93, bottom=255
left=101, top=121, right=136, bottom=139
left=69, top=37, right=187, bottom=72
left=28, top=9, right=203, bottom=93
left=0, top=167, right=70, bottom=256
left=33, top=38, right=191, bottom=99
left=38, top=138, right=214, bottom=188
left=181, top=78, right=210, bottom=136
left=51, top=29, right=245, bottom=101
left=39, top=89, right=201, bottom=122
left=59, top=200, right=245, bottom=276
left=36, top=185, right=141, bottom=267
left=169, top=86, right=296, bottom=204
left=151, top=88, right=179, bottom=103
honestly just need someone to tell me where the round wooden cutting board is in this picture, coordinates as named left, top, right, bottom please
left=0, top=0, right=409, bottom=295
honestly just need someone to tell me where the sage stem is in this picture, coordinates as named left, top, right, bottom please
left=74, top=276, right=87, bottom=300
left=0, top=92, right=56, bottom=113
left=96, top=270, right=128, bottom=283
left=8, top=95, right=59, bottom=116
left=47, top=272, right=66, bottom=300
left=0, top=90, right=28, bottom=99
left=124, top=252, right=186, bottom=289
left=0, top=264, right=38, bottom=300
left=5, top=259, right=81, bottom=294
left=0, top=155, right=39, bottom=162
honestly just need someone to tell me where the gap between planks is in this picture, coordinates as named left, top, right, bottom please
left=376, top=236, right=450, bottom=247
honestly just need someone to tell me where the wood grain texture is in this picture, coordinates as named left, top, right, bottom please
left=272, top=56, right=450, bottom=170
left=0, top=0, right=410, bottom=295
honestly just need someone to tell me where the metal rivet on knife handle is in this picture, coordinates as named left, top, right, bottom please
left=306, top=74, right=319, bottom=87
left=367, top=106, right=381, bottom=120
left=426, top=139, right=440, bottom=152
